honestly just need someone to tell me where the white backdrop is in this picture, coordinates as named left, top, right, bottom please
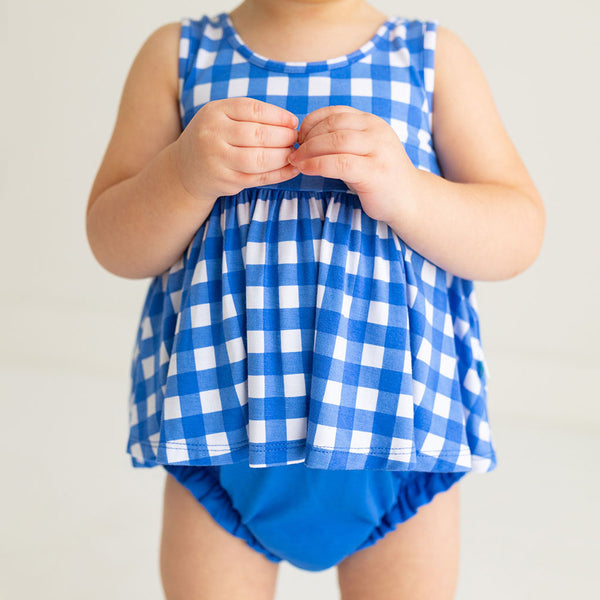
left=1, top=1, right=598, bottom=598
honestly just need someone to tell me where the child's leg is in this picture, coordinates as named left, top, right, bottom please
left=336, top=483, right=461, bottom=600
left=160, top=472, right=280, bottom=600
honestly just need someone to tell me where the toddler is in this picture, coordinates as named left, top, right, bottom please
left=86, top=0, right=545, bottom=598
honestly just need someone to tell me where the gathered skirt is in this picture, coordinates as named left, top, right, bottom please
left=126, top=184, right=497, bottom=472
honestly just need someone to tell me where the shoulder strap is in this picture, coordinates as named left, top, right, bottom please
left=178, top=16, right=210, bottom=90
left=388, top=18, right=439, bottom=116
left=422, top=20, right=439, bottom=118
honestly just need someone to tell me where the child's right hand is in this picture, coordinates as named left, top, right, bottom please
left=174, top=97, right=300, bottom=202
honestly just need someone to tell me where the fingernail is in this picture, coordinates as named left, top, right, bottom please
left=288, top=151, right=297, bottom=164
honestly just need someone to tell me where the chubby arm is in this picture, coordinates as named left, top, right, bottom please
left=386, top=25, right=546, bottom=281
left=290, top=25, right=546, bottom=282
left=85, top=22, right=205, bottom=280
left=85, top=22, right=299, bottom=280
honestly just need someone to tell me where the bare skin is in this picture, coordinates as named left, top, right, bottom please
left=227, top=0, right=389, bottom=63
left=160, top=473, right=280, bottom=600
left=336, top=483, right=461, bottom=600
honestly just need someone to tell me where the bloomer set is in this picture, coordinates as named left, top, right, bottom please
left=126, top=12, right=498, bottom=571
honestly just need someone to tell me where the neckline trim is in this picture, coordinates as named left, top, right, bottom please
left=219, top=12, right=398, bottom=74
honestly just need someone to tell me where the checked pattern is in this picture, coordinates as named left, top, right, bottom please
left=126, top=12, right=497, bottom=472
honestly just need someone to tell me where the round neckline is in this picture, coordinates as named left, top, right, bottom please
left=219, top=12, right=398, bottom=74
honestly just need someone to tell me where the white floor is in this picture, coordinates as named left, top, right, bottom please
left=1, top=357, right=598, bottom=599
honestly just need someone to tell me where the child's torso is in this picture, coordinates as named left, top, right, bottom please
left=178, top=11, right=442, bottom=195
left=125, top=12, right=497, bottom=473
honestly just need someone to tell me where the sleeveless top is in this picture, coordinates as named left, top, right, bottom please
left=125, top=12, right=498, bottom=472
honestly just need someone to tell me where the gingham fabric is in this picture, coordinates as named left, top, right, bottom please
left=126, top=12, right=498, bottom=472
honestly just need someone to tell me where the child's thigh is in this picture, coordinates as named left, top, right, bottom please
left=336, top=482, right=461, bottom=600
left=160, top=472, right=280, bottom=600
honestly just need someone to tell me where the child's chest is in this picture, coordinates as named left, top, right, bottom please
left=179, top=17, right=442, bottom=176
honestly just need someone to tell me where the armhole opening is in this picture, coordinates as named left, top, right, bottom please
left=423, top=19, right=439, bottom=137
left=178, top=15, right=209, bottom=128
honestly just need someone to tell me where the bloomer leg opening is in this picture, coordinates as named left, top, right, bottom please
left=353, top=470, right=468, bottom=553
left=336, top=470, right=465, bottom=600
left=160, top=467, right=282, bottom=599
left=162, top=464, right=283, bottom=564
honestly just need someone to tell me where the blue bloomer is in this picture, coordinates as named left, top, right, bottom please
left=163, top=460, right=467, bottom=572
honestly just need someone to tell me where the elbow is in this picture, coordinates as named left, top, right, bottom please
left=85, top=216, right=119, bottom=278
left=85, top=209, right=145, bottom=280
left=524, top=189, right=546, bottom=269
left=85, top=208, right=106, bottom=272
left=506, top=189, right=547, bottom=280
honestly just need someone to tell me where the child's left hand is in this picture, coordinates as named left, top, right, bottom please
left=288, top=105, right=420, bottom=224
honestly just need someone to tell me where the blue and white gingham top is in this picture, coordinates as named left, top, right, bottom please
left=126, top=12, right=498, bottom=472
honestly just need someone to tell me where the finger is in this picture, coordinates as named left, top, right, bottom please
left=289, top=130, right=372, bottom=163
left=301, top=111, right=373, bottom=144
left=238, top=163, right=300, bottom=189
left=292, top=153, right=366, bottom=183
left=228, top=145, right=295, bottom=174
left=224, top=97, right=299, bottom=129
left=298, top=105, right=364, bottom=143
left=226, top=121, right=298, bottom=148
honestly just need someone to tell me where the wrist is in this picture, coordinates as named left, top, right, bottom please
left=166, top=142, right=216, bottom=211
left=386, top=166, right=423, bottom=234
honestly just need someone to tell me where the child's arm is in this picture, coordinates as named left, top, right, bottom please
left=385, top=25, right=546, bottom=281
left=291, top=26, right=545, bottom=282
left=86, top=23, right=299, bottom=280
left=85, top=22, right=207, bottom=280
